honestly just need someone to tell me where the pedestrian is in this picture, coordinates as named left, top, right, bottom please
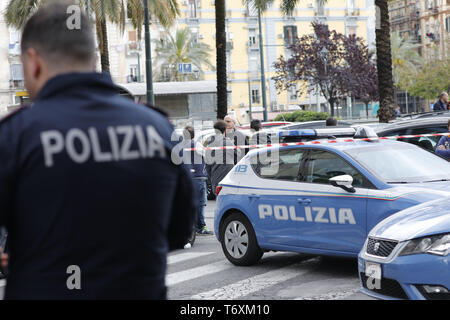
left=395, top=106, right=402, bottom=117
left=436, top=119, right=450, bottom=160
left=326, top=117, right=338, bottom=126
left=433, top=92, right=449, bottom=112
left=182, top=126, right=213, bottom=236
left=250, top=119, right=271, bottom=146
left=224, top=115, right=249, bottom=162
left=0, top=227, right=7, bottom=279
left=0, top=1, right=196, bottom=300
left=205, top=120, right=241, bottom=194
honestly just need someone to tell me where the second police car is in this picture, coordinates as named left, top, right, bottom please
left=358, top=197, right=450, bottom=300
left=214, top=127, right=450, bottom=266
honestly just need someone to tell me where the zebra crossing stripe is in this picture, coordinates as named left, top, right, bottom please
left=166, top=260, right=233, bottom=287
left=167, top=251, right=216, bottom=265
left=190, top=260, right=316, bottom=300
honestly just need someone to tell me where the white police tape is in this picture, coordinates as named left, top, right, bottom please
left=183, top=133, right=450, bottom=152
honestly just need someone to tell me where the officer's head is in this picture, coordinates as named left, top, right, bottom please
left=326, top=117, right=338, bottom=126
left=184, top=126, right=195, bottom=140
left=20, top=0, right=97, bottom=100
left=214, top=120, right=227, bottom=136
left=250, top=120, right=262, bottom=132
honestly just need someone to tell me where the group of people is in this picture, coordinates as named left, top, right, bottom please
left=181, top=117, right=271, bottom=239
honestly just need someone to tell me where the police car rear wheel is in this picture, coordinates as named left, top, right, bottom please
left=220, top=213, right=263, bottom=266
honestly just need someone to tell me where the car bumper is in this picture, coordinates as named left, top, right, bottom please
left=358, top=251, right=450, bottom=300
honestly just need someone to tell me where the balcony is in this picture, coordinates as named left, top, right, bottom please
left=345, top=8, right=360, bottom=16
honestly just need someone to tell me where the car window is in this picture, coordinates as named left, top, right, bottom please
left=406, top=127, right=448, bottom=151
left=304, top=150, right=365, bottom=188
left=345, top=144, right=450, bottom=183
left=252, top=148, right=306, bottom=182
left=378, top=129, right=409, bottom=139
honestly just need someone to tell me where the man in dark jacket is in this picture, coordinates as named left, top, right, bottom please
left=250, top=119, right=271, bottom=146
left=433, top=92, right=449, bottom=111
left=182, top=127, right=213, bottom=236
left=224, top=116, right=249, bottom=161
left=436, top=119, right=450, bottom=160
left=205, top=121, right=241, bottom=193
left=0, top=1, right=196, bottom=300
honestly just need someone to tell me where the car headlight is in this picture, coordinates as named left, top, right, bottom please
left=400, top=234, right=450, bottom=256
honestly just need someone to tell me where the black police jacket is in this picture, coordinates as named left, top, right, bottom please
left=0, top=72, right=197, bottom=300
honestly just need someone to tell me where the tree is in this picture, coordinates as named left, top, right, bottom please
left=5, top=0, right=179, bottom=73
left=390, top=31, right=423, bottom=88
left=344, top=35, right=378, bottom=118
left=215, top=0, right=227, bottom=120
left=407, top=58, right=450, bottom=100
left=273, top=22, right=348, bottom=117
left=153, top=27, right=214, bottom=82
left=278, top=0, right=397, bottom=123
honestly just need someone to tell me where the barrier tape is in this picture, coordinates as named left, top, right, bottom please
left=183, top=133, right=450, bottom=152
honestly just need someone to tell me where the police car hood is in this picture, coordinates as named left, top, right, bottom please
left=369, top=197, right=450, bottom=242
left=387, top=181, right=450, bottom=198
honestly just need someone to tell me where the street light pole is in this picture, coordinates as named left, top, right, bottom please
left=257, top=8, right=268, bottom=122
left=144, top=0, right=155, bottom=105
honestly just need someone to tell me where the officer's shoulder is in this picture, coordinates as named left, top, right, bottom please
left=0, top=105, right=30, bottom=126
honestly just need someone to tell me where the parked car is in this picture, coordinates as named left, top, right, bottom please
left=236, top=121, right=292, bottom=131
left=376, top=117, right=450, bottom=153
left=358, top=197, right=450, bottom=300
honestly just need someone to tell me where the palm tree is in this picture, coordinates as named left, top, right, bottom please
left=153, top=27, right=214, bottom=82
left=390, top=31, right=423, bottom=86
left=215, top=0, right=227, bottom=119
left=5, top=0, right=179, bottom=73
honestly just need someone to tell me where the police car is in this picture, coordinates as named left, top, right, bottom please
left=358, top=197, right=450, bottom=300
left=214, top=128, right=450, bottom=266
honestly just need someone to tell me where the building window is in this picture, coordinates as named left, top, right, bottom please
left=252, top=89, right=261, bottom=104
left=347, top=26, right=357, bottom=36
left=284, top=25, right=298, bottom=46
left=246, top=3, right=258, bottom=17
left=189, top=0, right=197, bottom=19
left=446, top=17, right=450, bottom=32
left=10, top=64, right=24, bottom=89
left=288, top=85, right=298, bottom=102
left=316, top=0, right=325, bottom=16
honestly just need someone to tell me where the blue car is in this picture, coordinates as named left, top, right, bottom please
left=358, top=197, right=450, bottom=300
left=214, top=128, right=450, bottom=266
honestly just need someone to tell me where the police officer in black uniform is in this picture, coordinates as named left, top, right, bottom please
left=0, top=1, right=196, bottom=300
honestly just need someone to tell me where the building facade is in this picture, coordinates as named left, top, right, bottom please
left=0, top=0, right=377, bottom=122
left=173, top=0, right=377, bottom=122
left=389, top=0, right=449, bottom=61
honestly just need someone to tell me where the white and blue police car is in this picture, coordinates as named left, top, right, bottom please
left=214, top=128, right=450, bottom=266
left=358, top=197, right=450, bottom=300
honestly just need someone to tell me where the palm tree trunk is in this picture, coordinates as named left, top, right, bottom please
left=215, top=0, right=228, bottom=120
left=375, top=0, right=395, bottom=123
left=100, top=18, right=110, bottom=73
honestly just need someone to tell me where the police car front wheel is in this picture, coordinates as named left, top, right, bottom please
left=220, top=212, right=263, bottom=266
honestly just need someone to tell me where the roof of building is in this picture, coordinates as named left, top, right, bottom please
left=118, top=80, right=225, bottom=97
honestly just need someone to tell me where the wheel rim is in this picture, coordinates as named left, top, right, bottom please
left=224, top=221, right=249, bottom=259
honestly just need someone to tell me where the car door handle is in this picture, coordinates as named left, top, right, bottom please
left=248, top=194, right=261, bottom=199
left=297, top=198, right=312, bottom=205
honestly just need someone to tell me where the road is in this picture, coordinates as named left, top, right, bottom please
left=167, top=200, right=373, bottom=300
left=0, top=200, right=374, bottom=300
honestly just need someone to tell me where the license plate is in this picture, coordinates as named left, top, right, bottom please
left=365, top=262, right=382, bottom=280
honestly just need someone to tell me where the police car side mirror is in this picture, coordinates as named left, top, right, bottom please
left=329, top=175, right=356, bottom=193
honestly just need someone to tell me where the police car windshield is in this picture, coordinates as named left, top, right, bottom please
left=345, top=144, right=450, bottom=184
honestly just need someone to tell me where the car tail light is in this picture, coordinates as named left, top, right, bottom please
left=216, top=186, right=222, bottom=196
